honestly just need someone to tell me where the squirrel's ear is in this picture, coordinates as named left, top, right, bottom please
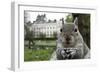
left=74, top=17, right=78, bottom=25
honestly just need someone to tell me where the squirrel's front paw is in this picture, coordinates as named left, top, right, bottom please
left=56, top=48, right=77, bottom=59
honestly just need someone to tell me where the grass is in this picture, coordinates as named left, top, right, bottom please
left=24, top=47, right=56, bottom=61
left=24, top=39, right=56, bottom=61
left=24, top=40, right=56, bottom=47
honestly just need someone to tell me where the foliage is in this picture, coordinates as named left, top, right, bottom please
left=54, top=19, right=57, bottom=22
left=24, top=21, right=35, bottom=49
left=66, top=14, right=73, bottom=23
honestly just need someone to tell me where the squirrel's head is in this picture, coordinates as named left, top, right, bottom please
left=60, top=17, right=79, bottom=47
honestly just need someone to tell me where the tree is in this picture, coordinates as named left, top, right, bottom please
left=48, top=19, right=51, bottom=23
left=66, top=14, right=73, bottom=23
left=27, top=21, right=32, bottom=26
left=24, top=21, right=35, bottom=49
left=54, top=19, right=57, bottom=23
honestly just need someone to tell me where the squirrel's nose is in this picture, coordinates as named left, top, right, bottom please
left=66, top=35, right=71, bottom=41
left=66, top=37, right=71, bottom=41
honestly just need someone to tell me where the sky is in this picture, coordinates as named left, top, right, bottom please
left=24, top=11, right=69, bottom=23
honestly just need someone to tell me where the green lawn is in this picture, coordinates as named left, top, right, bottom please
left=24, top=47, right=56, bottom=61
left=24, top=39, right=56, bottom=61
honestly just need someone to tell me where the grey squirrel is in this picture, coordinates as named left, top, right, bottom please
left=51, top=17, right=90, bottom=60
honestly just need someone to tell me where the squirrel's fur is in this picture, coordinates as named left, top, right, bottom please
left=51, top=18, right=90, bottom=60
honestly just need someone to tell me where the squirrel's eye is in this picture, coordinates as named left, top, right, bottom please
left=74, top=28, right=77, bottom=32
left=60, top=28, right=62, bottom=32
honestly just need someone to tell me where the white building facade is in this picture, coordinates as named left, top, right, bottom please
left=32, top=21, right=62, bottom=38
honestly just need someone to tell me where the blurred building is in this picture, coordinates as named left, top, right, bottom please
left=32, top=14, right=62, bottom=38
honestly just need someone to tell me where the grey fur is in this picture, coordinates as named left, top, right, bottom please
left=50, top=18, right=90, bottom=60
